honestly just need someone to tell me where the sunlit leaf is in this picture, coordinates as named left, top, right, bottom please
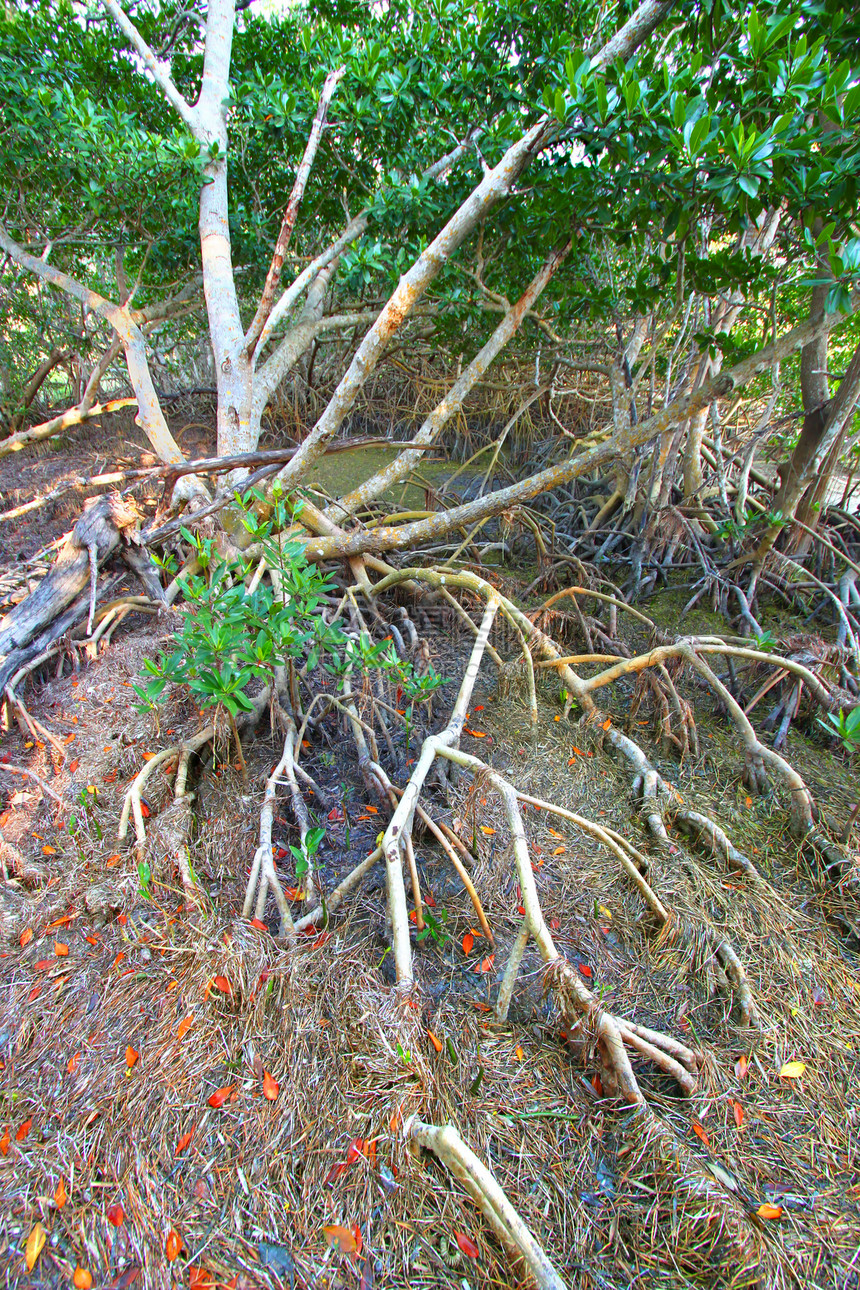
left=25, top=1222, right=46, bottom=1272
left=779, top=1061, right=806, bottom=1079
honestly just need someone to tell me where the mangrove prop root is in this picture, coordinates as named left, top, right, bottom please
left=406, top=1118, right=567, bottom=1290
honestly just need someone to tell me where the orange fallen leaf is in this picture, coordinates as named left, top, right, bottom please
left=578, top=963, right=593, bottom=978
left=479, top=825, right=495, bottom=835
left=19, top=928, right=33, bottom=947
left=68, top=759, right=79, bottom=773
left=262, top=1071, right=279, bottom=1100
left=692, top=1122, right=710, bottom=1147
left=16, top=1118, right=32, bottom=1142
left=548, top=828, right=563, bottom=839
left=324, top=1224, right=358, bottom=1254
left=106, top=853, right=121, bottom=867
left=176, top=1127, right=195, bottom=1155
left=55, top=1177, right=67, bottom=1208
left=364, top=804, right=378, bottom=814
left=125, top=1046, right=139, bottom=1069
left=67, top=1051, right=82, bottom=1074
left=42, top=844, right=57, bottom=856
left=73, top=1268, right=93, bottom=1288
left=601, top=718, right=611, bottom=730
left=346, top=1138, right=365, bottom=1164
left=756, top=1202, right=783, bottom=1220
left=165, top=1229, right=183, bottom=1261
left=428, top=1030, right=443, bottom=1053
left=514, top=1045, right=525, bottom=1061
left=208, top=1084, right=234, bottom=1108
left=475, top=955, right=495, bottom=974
left=466, top=729, right=487, bottom=738
left=34, top=959, right=53, bottom=971
left=25, top=1222, right=46, bottom=1272
left=462, top=932, right=475, bottom=955
left=0, top=1129, right=9, bottom=1156
left=112, top=952, right=125, bottom=969
left=212, top=975, right=232, bottom=995
left=45, top=914, right=74, bottom=931
left=735, top=1054, right=748, bottom=1081
left=732, top=1099, right=744, bottom=1128
left=106, top=1203, right=124, bottom=1226
left=249, top=918, right=268, bottom=931
left=177, top=1016, right=194, bottom=1042
left=552, top=846, right=565, bottom=855
left=54, top=941, right=69, bottom=957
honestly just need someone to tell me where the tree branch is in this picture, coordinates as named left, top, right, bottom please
left=101, top=0, right=198, bottom=132
left=244, top=66, right=346, bottom=356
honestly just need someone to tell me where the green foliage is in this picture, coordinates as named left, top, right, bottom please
left=135, top=487, right=445, bottom=728
left=817, top=706, right=860, bottom=753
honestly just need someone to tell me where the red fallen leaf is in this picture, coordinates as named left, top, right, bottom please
left=327, top=808, right=343, bottom=821
left=28, top=986, right=41, bottom=1002
left=455, top=1231, right=480, bottom=1260
left=188, top=1269, right=217, bottom=1289
left=212, top=975, right=232, bottom=995
left=125, top=1046, right=139, bottom=1068
left=250, top=918, right=268, bottom=931
left=68, top=1051, right=82, bottom=1074
left=139, top=800, right=151, bottom=818
left=19, top=928, right=33, bottom=947
left=208, top=1084, right=234, bottom=1108
left=346, top=1138, right=365, bottom=1163
left=549, top=917, right=561, bottom=931
left=34, top=959, right=53, bottom=970
left=731, top=1099, right=744, bottom=1128
left=0, top=1129, right=8, bottom=1155
left=283, top=887, right=304, bottom=901
left=112, top=952, right=125, bottom=969
left=424, top=892, right=436, bottom=907
left=578, top=964, right=593, bottom=978
left=352, top=1225, right=363, bottom=1255
left=165, top=1229, right=182, bottom=1262
left=591, top=1073, right=604, bottom=1096
left=475, top=955, right=495, bottom=974
left=692, top=1122, right=710, bottom=1147
left=516, top=904, right=525, bottom=915
left=735, top=1054, right=749, bottom=1081
left=262, top=1071, right=279, bottom=1100
left=275, top=846, right=288, bottom=859
left=461, top=932, right=474, bottom=956
left=176, top=1127, right=195, bottom=1155
left=16, top=1118, right=32, bottom=1141
left=107, top=1203, right=125, bottom=1226
left=312, top=931, right=331, bottom=948
left=68, top=759, right=79, bottom=773
left=323, top=1161, right=348, bottom=1185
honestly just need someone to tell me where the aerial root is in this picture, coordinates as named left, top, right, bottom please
left=673, top=808, right=768, bottom=886
left=243, top=727, right=297, bottom=939
left=406, top=1118, right=567, bottom=1290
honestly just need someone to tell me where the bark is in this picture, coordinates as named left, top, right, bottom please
left=243, top=66, right=345, bottom=357
left=0, top=494, right=139, bottom=690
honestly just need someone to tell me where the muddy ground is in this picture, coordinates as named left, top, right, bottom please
left=1, top=414, right=860, bottom=1290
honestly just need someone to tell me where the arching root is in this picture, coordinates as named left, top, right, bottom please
left=406, top=1118, right=567, bottom=1290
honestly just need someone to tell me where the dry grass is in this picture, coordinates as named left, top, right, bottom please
left=1, top=589, right=860, bottom=1290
